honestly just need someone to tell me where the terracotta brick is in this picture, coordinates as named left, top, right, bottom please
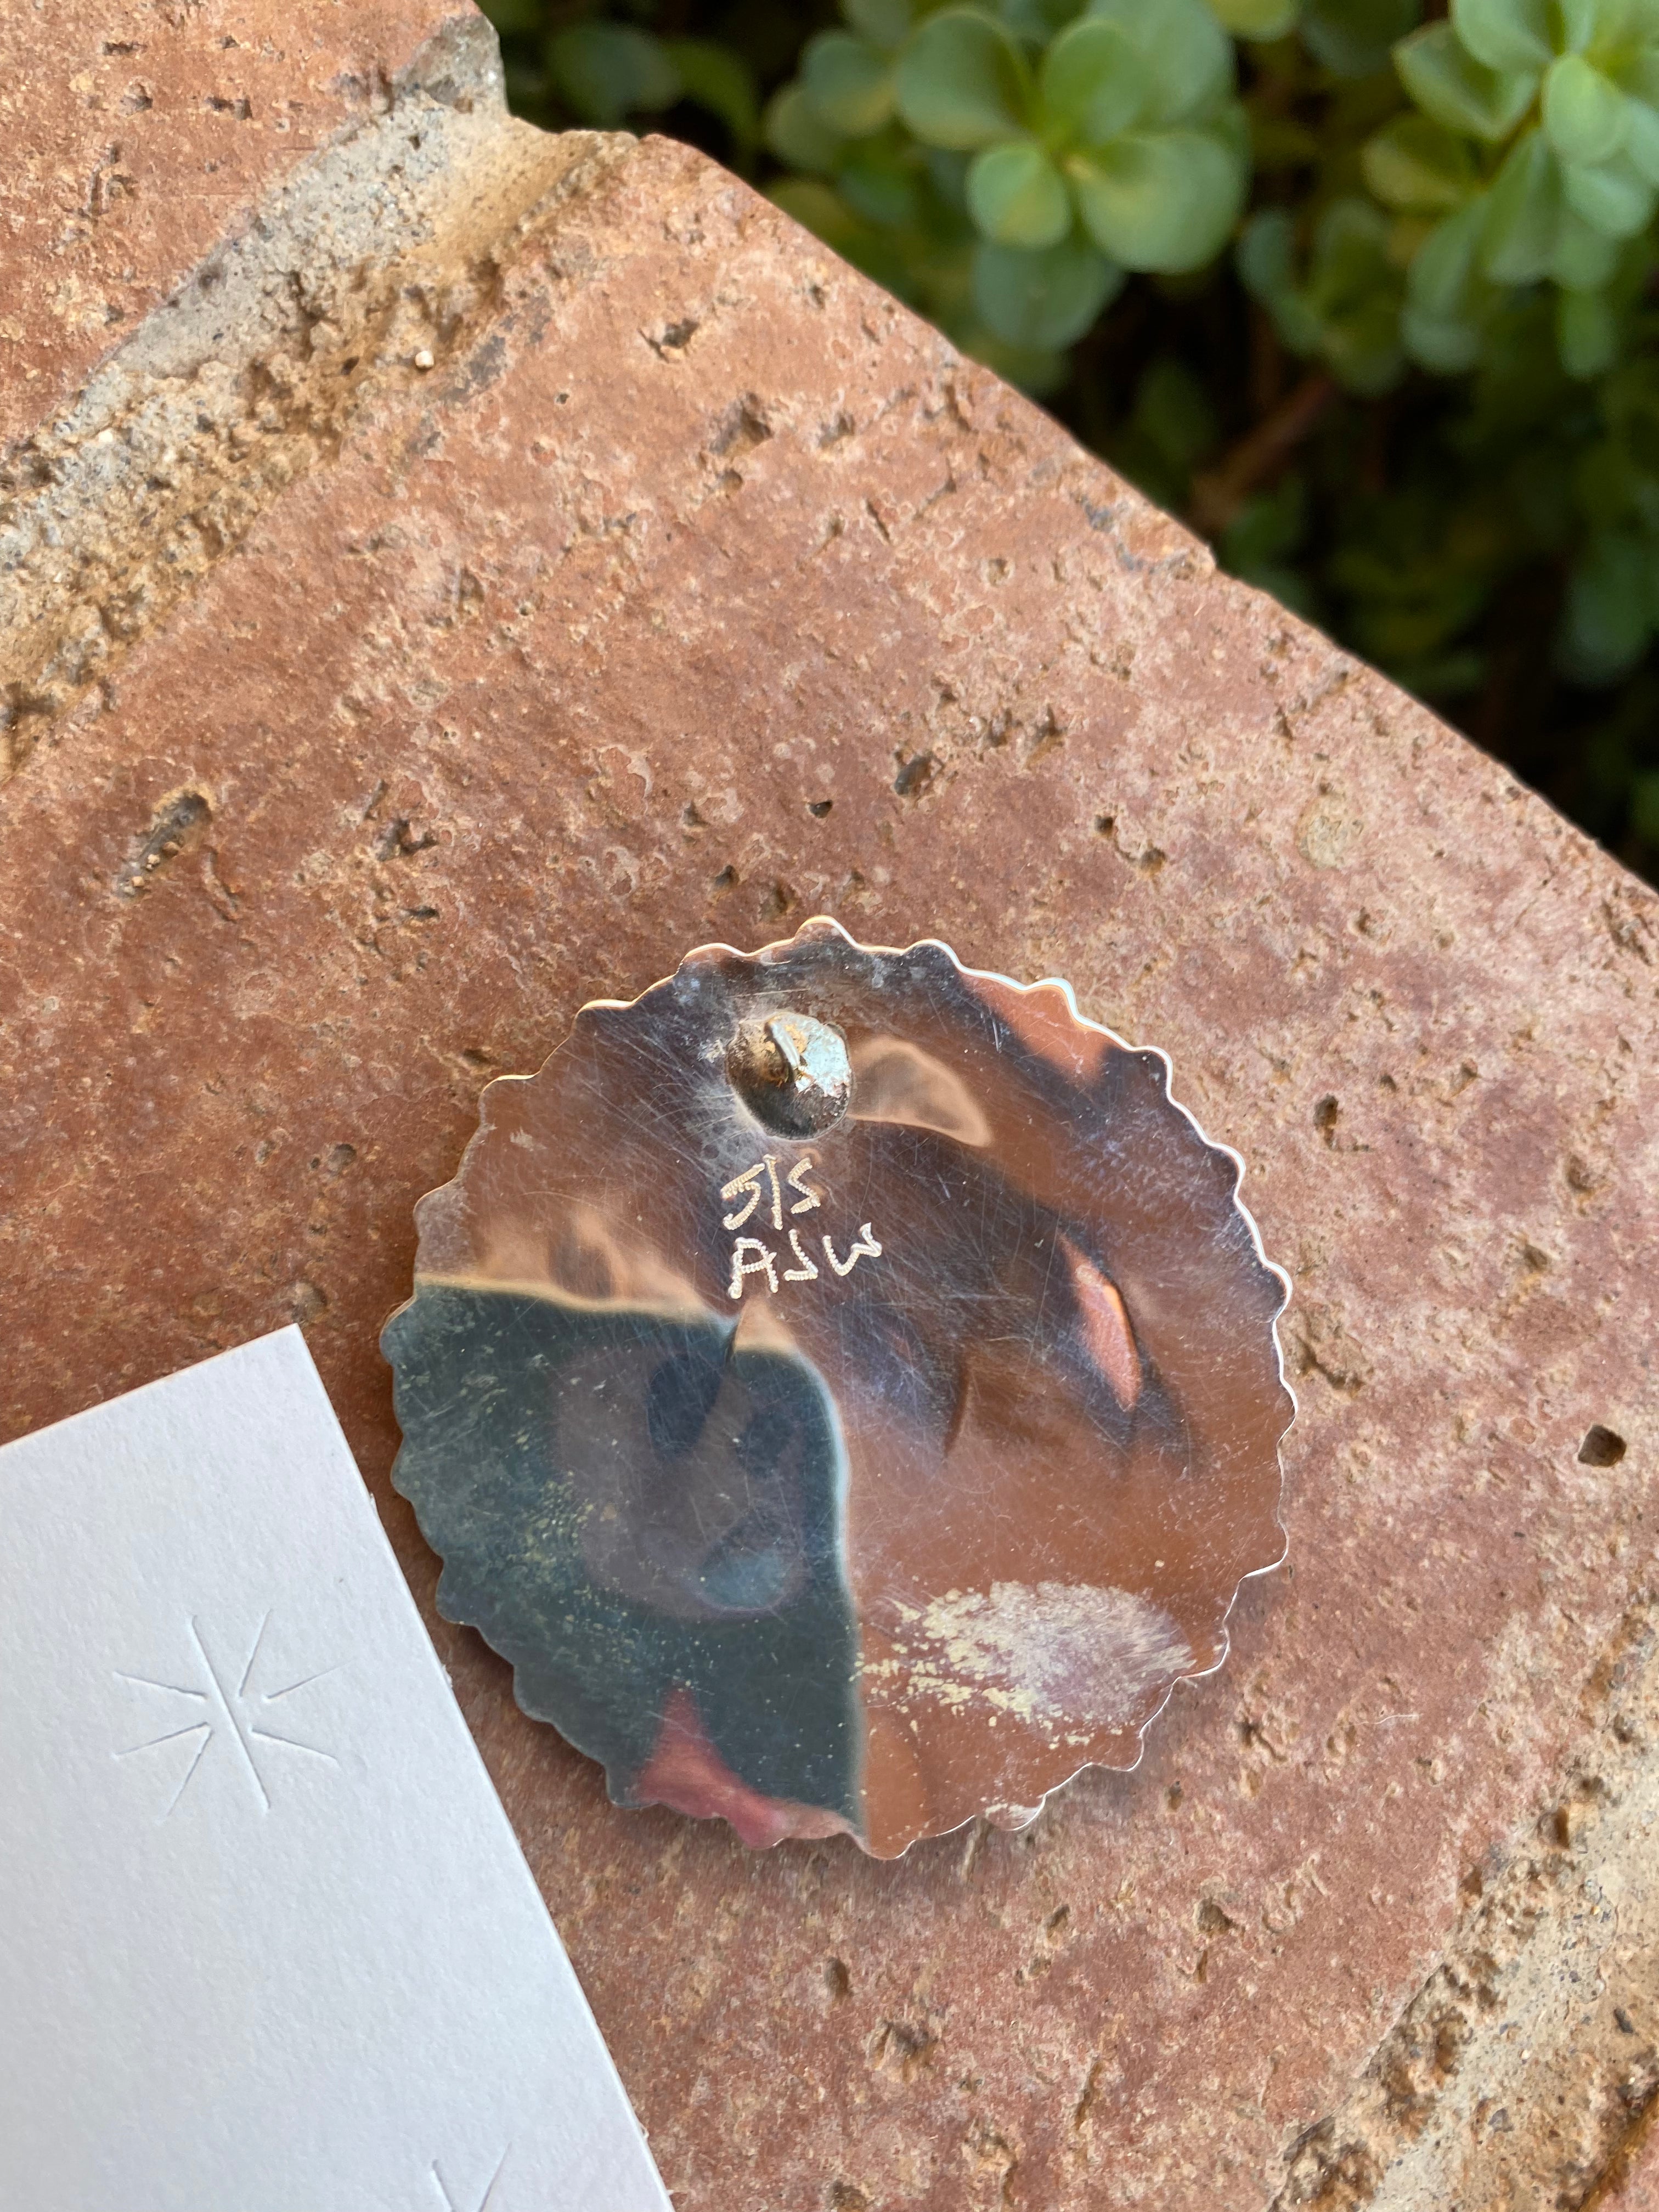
left=0, top=2, right=584, bottom=769
left=0, top=0, right=488, bottom=454
left=2, top=52, right=1658, bottom=2212
left=1611, top=2130, right=1659, bottom=2211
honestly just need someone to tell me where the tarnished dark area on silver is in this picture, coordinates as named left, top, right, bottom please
left=383, top=920, right=1292, bottom=1857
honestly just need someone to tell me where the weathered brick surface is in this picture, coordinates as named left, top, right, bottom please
left=0, top=0, right=482, bottom=455
left=1606, top=2129, right=1659, bottom=2210
left=2, top=15, right=1657, bottom=2208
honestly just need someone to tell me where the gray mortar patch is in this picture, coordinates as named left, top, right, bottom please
left=0, top=16, right=628, bottom=780
left=1272, top=1592, right=1659, bottom=2210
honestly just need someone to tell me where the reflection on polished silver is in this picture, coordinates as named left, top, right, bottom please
left=383, top=919, right=1294, bottom=1858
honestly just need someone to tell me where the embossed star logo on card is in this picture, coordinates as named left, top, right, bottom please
left=430, top=2147, right=510, bottom=2211
left=114, top=1611, right=340, bottom=1818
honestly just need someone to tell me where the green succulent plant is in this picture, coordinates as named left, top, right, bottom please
left=770, top=1, right=1250, bottom=352
left=1238, top=0, right=1659, bottom=394
left=479, top=0, right=1659, bottom=879
left=1238, top=198, right=1406, bottom=393
left=1380, top=1, right=1659, bottom=379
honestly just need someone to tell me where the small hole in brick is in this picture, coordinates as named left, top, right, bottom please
left=1578, top=1424, right=1627, bottom=1467
left=808, top=798, right=834, bottom=818
left=115, top=788, right=212, bottom=899
left=1313, top=1096, right=1339, bottom=1143
left=894, top=752, right=938, bottom=799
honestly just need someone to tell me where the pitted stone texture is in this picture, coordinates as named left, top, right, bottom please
left=1611, top=2131, right=1659, bottom=2209
left=0, top=0, right=485, bottom=455
left=1, top=125, right=1657, bottom=2210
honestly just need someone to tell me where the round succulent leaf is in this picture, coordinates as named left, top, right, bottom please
left=1207, top=0, right=1301, bottom=38
left=1299, top=0, right=1423, bottom=80
left=1237, top=206, right=1298, bottom=297
left=1623, top=48, right=1659, bottom=109
left=1557, top=283, right=1619, bottom=375
left=1236, top=212, right=1327, bottom=352
left=1406, top=195, right=1488, bottom=315
left=1480, top=128, right=1564, bottom=281
left=996, top=0, right=1085, bottom=45
left=1309, top=195, right=1395, bottom=306
left=1449, top=0, right=1554, bottom=74
left=966, top=139, right=1073, bottom=244
left=1212, top=94, right=1256, bottom=171
left=1544, top=54, right=1630, bottom=163
left=1562, top=148, right=1657, bottom=232
left=1555, top=0, right=1607, bottom=56
left=927, top=145, right=974, bottom=210
left=1038, top=18, right=1151, bottom=148
left=1082, top=0, right=1234, bottom=126
left=894, top=10, right=1031, bottom=149
left=1395, top=23, right=1541, bottom=140
left=1549, top=202, right=1623, bottom=283
left=1213, top=93, right=1254, bottom=165
left=971, top=234, right=1122, bottom=345
left=1623, top=96, right=1659, bottom=184
left=1304, top=200, right=1407, bottom=387
left=1069, top=127, right=1246, bottom=269
left=1362, top=112, right=1481, bottom=209
left=844, top=0, right=915, bottom=55
left=839, top=145, right=923, bottom=226
left=803, top=30, right=896, bottom=136
left=548, top=21, right=681, bottom=125
left=1400, top=300, right=1486, bottom=368
left=766, top=83, right=848, bottom=173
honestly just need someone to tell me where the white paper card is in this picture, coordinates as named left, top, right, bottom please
left=0, top=1328, right=672, bottom=2212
